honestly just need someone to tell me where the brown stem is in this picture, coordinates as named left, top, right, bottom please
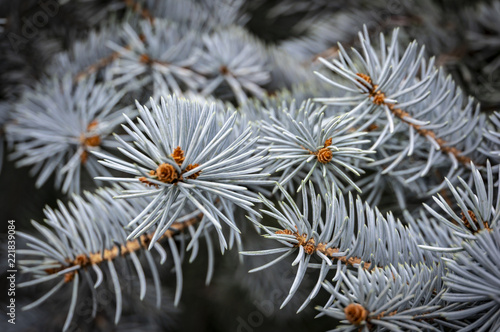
left=74, top=47, right=126, bottom=82
left=389, top=104, right=473, bottom=165
left=74, top=0, right=154, bottom=83
left=357, top=73, right=477, bottom=167
left=46, top=214, right=202, bottom=282
left=74, top=32, right=149, bottom=82
left=276, top=229, right=371, bottom=270
left=74, top=45, right=172, bottom=84
left=122, top=0, right=155, bottom=22
left=311, top=45, right=340, bottom=64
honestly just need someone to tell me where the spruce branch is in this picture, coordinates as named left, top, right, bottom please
left=5, top=75, right=133, bottom=193
left=18, top=187, right=203, bottom=331
left=41, top=212, right=201, bottom=281
left=480, top=111, right=500, bottom=164
left=421, top=160, right=498, bottom=239
left=94, top=96, right=272, bottom=252
left=108, top=19, right=205, bottom=97
left=242, top=182, right=433, bottom=312
left=441, top=225, right=500, bottom=332
left=193, top=26, right=271, bottom=104
left=314, top=26, right=489, bottom=199
left=317, top=263, right=452, bottom=331
left=45, top=20, right=132, bottom=83
left=408, top=160, right=500, bottom=330
left=258, top=99, right=374, bottom=194
left=74, top=47, right=127, bottom=83
left=6, top=4, right=500, bottom=331
left=122, top=0, right=155, bottom=22
left=65, top=0, right=252, bottom=85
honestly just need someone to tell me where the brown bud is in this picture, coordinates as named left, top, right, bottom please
left=184, top=163, right=201, bottom=180
left=171, top=146, right=185, bottom=166
left=74, top=254, right=90, bottom=267
left=356, top=73, right=372, bottom=90
left=276, top=229, right=294, bottom=235
left=344, top=303, right=368, bottom=325
left=156, top=163, right=179, bottom=183
left=84, top=135, right=101, bottom=147
left=220, top=65, right=230, bottom=75
left=324, top=137, right=333, bottom=148
left=80, top=150, right=88, bottom=164
left=139, top=54, right=153, bottom=65
left=64, top=271, right=76, bottom=283
left=316, top=147, right=333, bottom=164
left=372, top=91, right=386, bottom=105
left=87, top=120, right=99, bottom=131
left=139, top=177, right=158, bottom=188
left=303, top=241, right=316, bottom=255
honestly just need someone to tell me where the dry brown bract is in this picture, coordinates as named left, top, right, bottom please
left=80, top=120, right=101, bottom=163
left=219, top=65, right=230, bottom=75
left=356, top=73, right=372, bottom=89
left=184, top=163, right=201, bottom=179
left=461, top=209, right=491, bottom=233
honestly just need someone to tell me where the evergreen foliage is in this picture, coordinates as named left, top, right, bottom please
left=1, top=0, right=499, bottom=331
